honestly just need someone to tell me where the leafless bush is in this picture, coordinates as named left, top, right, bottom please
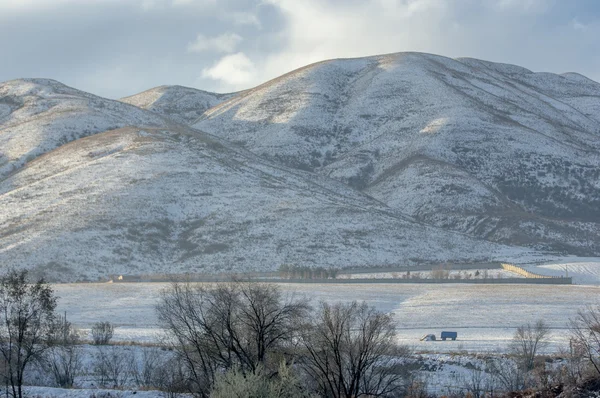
left=130, top=347, right=163, bottom=389
left=43, top=313, right=83, bottom=388
left=91, top=321, right=114, bottom=345
left=93, top=346, right=133, bottom=388
left=404, top=374, right=428, bottom=398
left=462, top=369, right=491, bottom=398
left=570, top=305, right=600, bottom=377
left=300, top=301, right=402, bottom=398
left=511, top=320, right=550, bottom=372
left=556, top=339, right=587, bottom=388
left=155, top=357, right=190, bottom=398
left=488, top=357, right=527, bottom=392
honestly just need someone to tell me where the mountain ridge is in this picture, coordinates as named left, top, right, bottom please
left=193, top=52, right=600, bottom=255
left=1, top=52, right=598, bottom=281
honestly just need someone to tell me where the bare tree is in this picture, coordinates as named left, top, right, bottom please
left=300, top=301, right=402, bottom=398
left=91, top=321, right=114, bottom=345
left=487, top=357, right=527, bottom=392
left=43, top=313, right=83, bottom=388
left=511, top=320, right=550, bottom=372
left=0, top=270, right=57, bottom=398
left=462, top=369, right=490, bottom=398
left=570, top=305, right=600, bottom=377
left=156, top=281, right=310, bottom=396
left=130, top=347, right=163, bottom=389
left=93, top=345, right=133, bottom=389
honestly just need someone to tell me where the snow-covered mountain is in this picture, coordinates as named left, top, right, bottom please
left=120, top=85, right=235, bottom=125
left=0, top=123, right=529, bottom=281
left=195, top=52, right=600, bottom=255
left=0, top=78, right=169, bottom=179
left=1, top=52, right=598, bottom=281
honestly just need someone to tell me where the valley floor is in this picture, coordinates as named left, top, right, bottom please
left=54, top=280, right=600, bottom=353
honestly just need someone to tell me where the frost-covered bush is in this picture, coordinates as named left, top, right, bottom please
left=91, top=321, right=114, bottom=345
left=93, top=346, right=133, bottom=388
left=43, top=313, right=84, bottom=388
left=210, top=363, right=314, bottom=398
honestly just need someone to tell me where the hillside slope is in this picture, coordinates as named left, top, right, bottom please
left=0, top=78, right=169, bottom=179
left=195, top=52, right=600, bottom=255
left=0, top=125, right=531, bottom=281
left=120, top=85, right=235, bottom=125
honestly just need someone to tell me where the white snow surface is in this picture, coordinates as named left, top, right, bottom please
left=120, top=84, right=236, bottom=125
left=522, top=257, right=600, bottom=284
left=52, top=282, right=599, bottom=353
left=195, top=52, right=600, bottom=255
left=0, top=78, right=169, bottom=179
left=2, top=53, right=600, bottom=279
left=0, top=125, right=534, bottom=281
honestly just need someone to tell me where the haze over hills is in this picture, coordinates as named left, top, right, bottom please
left=194, top=52, right=600, bottom=255
left=1, top=52, right=599, bottom=281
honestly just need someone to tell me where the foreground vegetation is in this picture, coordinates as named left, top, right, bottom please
left=2, top=270, right=600, bottom=397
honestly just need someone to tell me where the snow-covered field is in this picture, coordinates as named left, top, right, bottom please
left=54, top=282, right=600, bottom=354
left=524, top=258, right=600, bottom=285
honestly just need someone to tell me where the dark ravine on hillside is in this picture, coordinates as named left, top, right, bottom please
left=0, top=52, right=599, bottom=281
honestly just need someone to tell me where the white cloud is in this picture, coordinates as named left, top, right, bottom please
left=205, top=0, right=597, bottom=92
left=140, top=0, right=214, bottom=11
left=201, top=52, right=257, bottom=88
left=229, top=11, right=261, bottom=28
left=187, top=33, right=243, bottom=53
left=253, top=0, right=452, bottom=84
left=0, top=0, right=78, bottom=10
left=493, top=0, right=552, bottom=13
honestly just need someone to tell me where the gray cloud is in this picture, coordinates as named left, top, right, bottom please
left=0, top=0, right=598, bottom=98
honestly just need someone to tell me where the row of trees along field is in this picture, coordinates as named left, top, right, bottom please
left=4, top=270, right=600, bottom=397
left=278, top=264, right=340, bottom=279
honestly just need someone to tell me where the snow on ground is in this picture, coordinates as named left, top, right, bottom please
left=54, top=282, right=600, bottom=353
left=522, top=257, right=600, bottom=285
left=23, top=386, right=179, bottom=397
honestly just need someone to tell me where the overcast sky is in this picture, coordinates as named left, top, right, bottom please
left=1, top=0, right=599, bottom=98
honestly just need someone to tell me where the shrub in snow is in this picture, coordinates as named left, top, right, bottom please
left=91, top=321, right=114, bottom=345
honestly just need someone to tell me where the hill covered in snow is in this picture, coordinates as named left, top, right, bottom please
left=0, top=123, right=529, bottom=281
left=120, top=85, right=235, bottom=125
left=1, top=52, right=599, bottom=281
left=194, top=52, right=600, bottom=255
left=0, top=78, right=169, bottom=179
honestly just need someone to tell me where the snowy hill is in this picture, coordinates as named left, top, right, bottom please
left=120, top=85, right=235, bottom=125
left=0, top=78, right=169, bottom=179
left=1, top=52, right=598, bottom=281
left=0, top=124, right=531, bottom=281
left=195, top=52, right=600, bottom=255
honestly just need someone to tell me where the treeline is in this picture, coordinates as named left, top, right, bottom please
left=278, top=263, right=340, bottom=279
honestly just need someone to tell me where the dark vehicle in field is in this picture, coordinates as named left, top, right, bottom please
left=441, top=331, right=457, bottom=340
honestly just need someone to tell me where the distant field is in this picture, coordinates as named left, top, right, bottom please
left=526, top=258, right=600, bottom=284
left=54, top=282, right=600, bottom=353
